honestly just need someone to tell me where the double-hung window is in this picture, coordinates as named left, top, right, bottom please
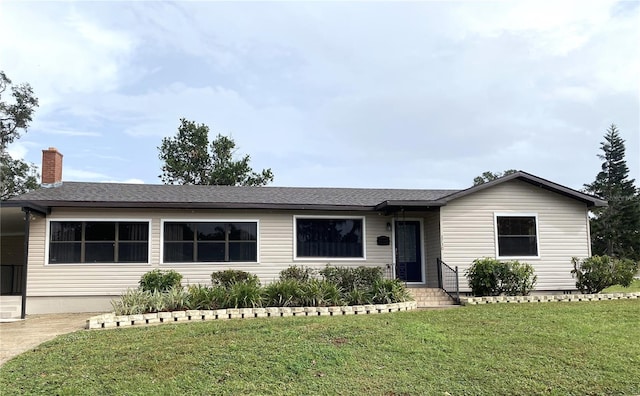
left=295, top=217, right=364, bottom=259
left=163, top=221, right=258, bottom=263
left=49, top=221, right=149, bottom=264
left=495, top=214, right=539, bottom=258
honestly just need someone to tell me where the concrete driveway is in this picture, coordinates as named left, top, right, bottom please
left=0, top=313, right=100, bottom=366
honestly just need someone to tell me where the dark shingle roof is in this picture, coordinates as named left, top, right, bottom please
left=7, top=171, right=607, bottom=211
left=9, top=182, right=458, bottom=210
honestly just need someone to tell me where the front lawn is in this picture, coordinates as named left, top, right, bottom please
left=1, top=301, right=639, bottom=395
left=602, top=279, right=640, bottom=293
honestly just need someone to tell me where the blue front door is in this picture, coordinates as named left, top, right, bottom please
left=395, top=220, right=423, bottom=283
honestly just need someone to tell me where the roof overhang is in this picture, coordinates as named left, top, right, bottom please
left=374, top=200, right=446, bottom=213
left=7, top=200, right=376, bottom=212
left=1, top=200, right=50, bottom=216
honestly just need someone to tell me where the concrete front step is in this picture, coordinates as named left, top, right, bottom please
left=409, top=287, right=450, bottom=295
left=407, top=288, right=457, bottom=307
left=411, top=292, right=448, bottom=298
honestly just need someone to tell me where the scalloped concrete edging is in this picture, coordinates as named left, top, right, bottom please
left=461, top=292, right=640, bottom=305
left=86, top=301, right=418, bottom=329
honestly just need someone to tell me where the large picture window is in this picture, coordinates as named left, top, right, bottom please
left=295, top=217, right=364, bottom=259
left=163, top=221, right=257, bottom=263
left=49, top=221, right=149, bottom=264
left=495, top=214, right=539, bottom=257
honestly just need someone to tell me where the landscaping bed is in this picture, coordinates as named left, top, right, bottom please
left=87, top=301, right=417, bottom=329
left=461, top=291, right=640, bottom=305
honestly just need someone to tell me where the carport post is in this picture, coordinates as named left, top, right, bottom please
left=20, top=208, right=31, bottom=319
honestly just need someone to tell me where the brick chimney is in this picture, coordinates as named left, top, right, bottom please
left=42, top=147, right=63, bottom=187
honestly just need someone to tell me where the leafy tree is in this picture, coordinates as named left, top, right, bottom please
left=473, top=169, right=518, bottom=186
left=0, top=71, right=39, bottom=200
left=584, top=124, right=640, bottom=260
left=158, top=118, right=274, bottom=186
left=0, top=155, right=39, bottom=200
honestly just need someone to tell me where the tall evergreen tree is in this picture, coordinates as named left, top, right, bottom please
left=584, top=124, right=640, bottom=260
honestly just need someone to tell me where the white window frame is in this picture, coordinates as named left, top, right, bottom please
left=493, top=212, right=541, bottom=260
left=293, top=215, right=367, bottom=261
left=160, top=219, right=260, bottom=265
left=45, top=218, right=152, bottom=266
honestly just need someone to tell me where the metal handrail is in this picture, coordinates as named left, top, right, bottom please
left=437, top=258, right=460, bottom=304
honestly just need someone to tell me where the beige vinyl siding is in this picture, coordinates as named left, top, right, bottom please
left=26, top=208, right=395, bottom=297
left=440, top=180, right=590, bottom=292
left=424, top=210, right=441, bottom=287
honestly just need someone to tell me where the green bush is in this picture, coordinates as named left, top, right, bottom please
left=227, top=282, right=263, bottom=308
left=163, top=286, right=190, bottom=311
left=139, top=269, right=183, bottom=292
left=147, top=289, right=167, bottom=313
left=187, top=285, right=228, bottom=310
left=372, top=279, right=412, bottom=304
left=263, top=279, right=304, bottom=307
left=114, top=266, right=411, bottom=313
left=345, top=288, right=372, bottom=305
left=112, top=286, right=189, bottom=314
left=466, top=258, right=501, bottom=296
left=319, top=265, right=384, bottom=293
left=301, top=279, right=343, bottom=307
left=112, top=288, right=151, bottom=315
left=500, top=261, right=537, bottom=296
left=571, top=255, right=639, bottom=294
left=279, top=265, right=316, bottom=282
left=211, top=270, right=260, bottom=288
left=466, top=258, right=537, bottom=296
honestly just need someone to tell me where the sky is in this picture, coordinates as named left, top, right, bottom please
left=1, top=0, right=639, bottom=190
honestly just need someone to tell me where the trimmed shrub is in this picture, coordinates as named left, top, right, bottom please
left=571, top=255, right=639, bottom=294
left=319, top=265, right=384, bottom=293
left=466, top=258, right=501, bottom=296
left=279, top=265, right=316, bottom=282
left=139, top=269, right=183, bottom=292
left=211, top=270, right=260, bottom=288
left=466, top=258, right=537, bottom=296
left=263, top=279, right=304, bottom=307
left=501, top=261, right=537, bottom=296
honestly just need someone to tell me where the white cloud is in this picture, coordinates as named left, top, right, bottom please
left=63, top=167, right=110, bottom=181
left=0, top=2, right=139, bottom=104
left=6, top=142, right=29, bottom=160
left=100, top=178, right=145, bottom=184
left=1, top=1, right=637, bottom=190
left=549, top=86, right=597, bottom=104
left=63, top=166, right=144, bottom=184
left=40, top=129, right=101, bottom=137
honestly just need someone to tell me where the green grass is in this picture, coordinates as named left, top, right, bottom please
left=602, top=279, right=640, bottom=293
left=1, top=301, right=639, bottom=395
